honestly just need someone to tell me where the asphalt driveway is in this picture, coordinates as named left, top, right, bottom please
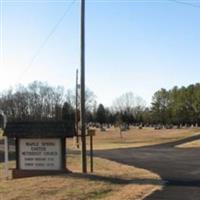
left=95, top=134, right=200, bottom=200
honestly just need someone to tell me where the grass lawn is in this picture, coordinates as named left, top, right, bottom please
left=67, top=127, right=200, bottom=150
left=0, top=153, right=162, bottom=200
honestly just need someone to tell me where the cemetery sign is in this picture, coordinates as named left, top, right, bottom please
left=19, top=138, right=62, bottom=170
left=4, top=120, right=74, bottom=178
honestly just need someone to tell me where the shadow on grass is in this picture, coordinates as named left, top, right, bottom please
left=59, top=172, right=164, bottom=186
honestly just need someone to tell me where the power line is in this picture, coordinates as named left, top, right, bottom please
left=169, top=0, right=200, bottom=9
left=17, top=0, right=77, bottom=83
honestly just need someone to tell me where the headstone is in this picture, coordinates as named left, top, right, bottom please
left=100, top=127, right=106, bottom=132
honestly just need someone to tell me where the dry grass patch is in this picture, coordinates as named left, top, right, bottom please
left=0, top=174, right=113, bottom=200
left=67, top=127, right=200, bottom=150
left=0, top=153, right=162, bottom=200
left=176, top=139, right=200, bottom=148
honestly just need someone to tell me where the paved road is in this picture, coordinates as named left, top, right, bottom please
left=95, top=134, right=200, bottom=200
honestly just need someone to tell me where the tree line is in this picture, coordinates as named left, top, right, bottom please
left=151, top=84, right=200, bottom=126
left=0, top=81, right=145, bottom=124
left=0, top=81, right=95, bottom=121
left=1, top=81, right=200, bottom=126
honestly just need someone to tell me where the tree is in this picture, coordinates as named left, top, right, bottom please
left=151, top=88, right=171, bottom=124
left=96, top=104, right=106, bottom=125
left=112, top=92, right=146, bottom=124
left=62, top=102, right=75, bottom=121
left=0, top=81, right=65, bottom=120
left=150, top=83, right=200, bottom=126
left=65, top=88, right=97, bottom=112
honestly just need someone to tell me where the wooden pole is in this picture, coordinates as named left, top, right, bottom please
left=4, top=136, right=9, bottom=179
left=75, top=69, right=79, bottom=148
left=90, top=134, right=93, bottom=173
left=80, top=0, right=87, bottom=173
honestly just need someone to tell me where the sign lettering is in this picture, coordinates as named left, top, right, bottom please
left=19, top=138, right=62, bottom=170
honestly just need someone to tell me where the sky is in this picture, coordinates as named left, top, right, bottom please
left=1, top=0, right=200, bottom=106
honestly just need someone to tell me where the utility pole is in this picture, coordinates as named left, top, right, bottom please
left=80, top=0, right=87, bottom=173
left=75, top=69, right=79, bottom=148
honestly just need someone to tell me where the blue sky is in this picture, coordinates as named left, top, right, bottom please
left=1, top=0, right=200, bottom=106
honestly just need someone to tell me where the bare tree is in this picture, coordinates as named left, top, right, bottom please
left=0, top=81, right=96, bottom=121
left=113, top=92, right=146, bottom=113
left=112, top=92, right=146, bottom=124
left=65, top=87, right=96, bottom=112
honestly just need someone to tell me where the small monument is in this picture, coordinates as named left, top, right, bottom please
left=3, top=120, right=74, bottom=178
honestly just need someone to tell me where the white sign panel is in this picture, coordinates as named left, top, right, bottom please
left=19, top=138, right=62, bottom=170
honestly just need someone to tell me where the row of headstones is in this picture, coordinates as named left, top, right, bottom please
left=88, top=123, right=130, bottom=132
left=87, top=122, right=200, bottom=132
left=136, top=123, right=199, bottom=130
left=87, top=123, right=112, bottom=130
left=119, top=123, right=200, bottom=130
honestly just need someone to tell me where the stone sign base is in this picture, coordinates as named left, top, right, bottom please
left=12, top=169, right=71, bottom=179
